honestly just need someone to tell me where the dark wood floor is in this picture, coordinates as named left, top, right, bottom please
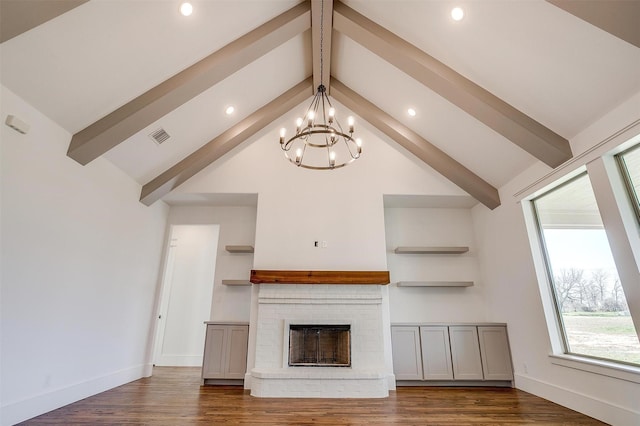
left=20, top=367, right=606, bottom=425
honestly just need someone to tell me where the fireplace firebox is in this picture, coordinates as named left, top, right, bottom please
left=288, top=324, right=351, bottom=367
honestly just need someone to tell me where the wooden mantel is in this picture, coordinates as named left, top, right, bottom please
left=250, top=270, right=390, bottom=285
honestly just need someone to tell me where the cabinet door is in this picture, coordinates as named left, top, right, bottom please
left=478, top=326, right=513, bottom=380
left=391, top=326, right=423, bottom=380
left=420, top=326, right=453, bottom=380
left=202, top=325, right=227, bottom=379
left=449, top=326, right=483, bottom=380
left=225, top=326, right=249, bottom=379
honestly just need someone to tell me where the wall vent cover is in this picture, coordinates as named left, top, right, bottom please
left=149, top=128, right=170, bottom=144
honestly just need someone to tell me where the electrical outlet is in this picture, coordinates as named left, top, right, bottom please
left=322, top=241, right=327, bottom=248
left=314, top=241, right=319, bottom=248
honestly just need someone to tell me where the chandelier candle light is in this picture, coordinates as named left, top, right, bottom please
left=279, top=0, right=362, bottom=169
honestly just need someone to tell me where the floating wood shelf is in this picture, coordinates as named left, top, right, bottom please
left=250, top=270, right=390, bottom=285
left=225, top=245, right=254, bottom=253
left=221, top=280, right=252, bottom=286
left=394, top=246, right=469, bottom=254
left=396, top=281, right=474, bottom=287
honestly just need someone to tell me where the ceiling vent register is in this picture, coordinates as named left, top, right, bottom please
left=149, top=128, right=170, bottom=145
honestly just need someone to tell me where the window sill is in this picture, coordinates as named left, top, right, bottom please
left=549, top=354, right=640, bottom=384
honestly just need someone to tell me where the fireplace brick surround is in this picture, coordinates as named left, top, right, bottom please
left=248, top=283, right=393, bottom=398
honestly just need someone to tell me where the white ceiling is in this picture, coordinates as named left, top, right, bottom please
left=1, top=0, right=639, bottom=202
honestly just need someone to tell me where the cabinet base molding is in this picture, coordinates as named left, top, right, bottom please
left=396, top=380, right=513, bottom=388
left=202, top=378, right=245, bottom=386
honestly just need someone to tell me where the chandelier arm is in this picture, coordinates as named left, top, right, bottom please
left=325, top=134, right=333, bottom=167
left=342, top=137, right=361, bottom=160
left=298, top=90, right=321, bottom=135
left=321, top=91, right=329, bottom=127
left=300, top=142, right=307, bottom=163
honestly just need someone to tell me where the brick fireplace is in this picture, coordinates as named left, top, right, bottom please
left=247, top=274, right=394, bottom=398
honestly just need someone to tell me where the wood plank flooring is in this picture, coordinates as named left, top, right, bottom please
left=20, top=367, right=607, bottom=425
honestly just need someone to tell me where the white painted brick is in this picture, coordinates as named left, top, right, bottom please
left=253, top=284, right=389, bottom=398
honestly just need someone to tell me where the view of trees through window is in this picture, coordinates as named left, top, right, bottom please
left=553, top=266, right=626, bottom=314
left=534, top=173, right=640, bottom=365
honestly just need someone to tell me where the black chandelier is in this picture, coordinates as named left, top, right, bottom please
left=278, top=0, right=362, bottom=170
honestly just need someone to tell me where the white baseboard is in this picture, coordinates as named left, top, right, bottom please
left=1, top=364, right=149, bottom=426
left=514, top=373, right=640, bottom=426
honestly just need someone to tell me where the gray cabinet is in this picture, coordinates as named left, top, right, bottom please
left=202, top=322, right=249, bottom=384
left=391, top=326, right=423, bottom=380
left=449, top=326, right=484, bottom=380
left=478, top=326, right=513, bottom=380
left=391, top=323, right=513, bottom=384
left=420, top=326, right=453, bottom=380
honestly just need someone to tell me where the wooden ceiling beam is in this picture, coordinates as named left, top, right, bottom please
left=331, top=78, right=501, bottom=210
left=547, top=0, right=640, bottom=49
left=311, top=0, right=333, bottom=93
left=333, top=1, right=572, bottom=169
left=67, top=2, right=311, bottom=165
left=0, top=0, right=89, bottom=43
left=140, top=78, right=313, bottom=206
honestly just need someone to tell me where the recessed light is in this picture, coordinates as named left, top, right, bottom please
left=225, top=106, right=235, bottom=115
left=407, top=108, right=416, bottom=117
left=451, top=7, right=464, bottom=21
left=180, top=2, right=193, bottom=16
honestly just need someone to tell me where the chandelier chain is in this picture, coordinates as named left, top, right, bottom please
left=320, top=0, right=324, bottom=85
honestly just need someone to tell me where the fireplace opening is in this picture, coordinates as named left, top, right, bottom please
left=288, top=324, right=351, bottom=367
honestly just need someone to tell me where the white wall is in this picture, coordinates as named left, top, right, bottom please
left=174, top=105, right=469, bottom=272
left=165, top=205, right=257, bottom=322
left=385, top=207, right=486, bottom=323
left=472, top=92, right=640, bottom=425
left=0, top=86, right=169, bottom=425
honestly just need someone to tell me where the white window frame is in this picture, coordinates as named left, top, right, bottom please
left=521, top=131, right=640, bottom=381
left=615, top=143, right=640, bottom=227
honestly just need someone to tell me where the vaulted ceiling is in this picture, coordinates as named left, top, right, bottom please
left=2, top=0, right=639, bottom=209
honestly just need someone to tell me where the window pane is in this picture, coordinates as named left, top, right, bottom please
left=617, top=144, right=640, bottom=223
left=534, top=173, right=640, bottom=365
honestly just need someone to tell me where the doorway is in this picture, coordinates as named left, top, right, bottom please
left=153, top=224, right=220, bottom=366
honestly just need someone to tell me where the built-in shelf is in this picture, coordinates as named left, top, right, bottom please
left=250, top=270, right=390, bottom=285
left=394, top=246, right=469, bottom=254
left=396, top=281, right=474, bottom=287
left=221, top=280, right=252, bottom=286
left=225, top=245, right=254, bottom=253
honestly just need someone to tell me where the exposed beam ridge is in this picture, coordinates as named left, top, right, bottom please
left=67, top=2, right=311, bottom=166
left=311, top=0, right=333, bottom=93
left=547, top=0, right=640, bottom=49
left=140, top=78, right=313, bottom=206
left=0, top=0, right=89, bottom=43
left=333, top=1, right=572, bottom=169
left=331, top=78, right=500, bottom=210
